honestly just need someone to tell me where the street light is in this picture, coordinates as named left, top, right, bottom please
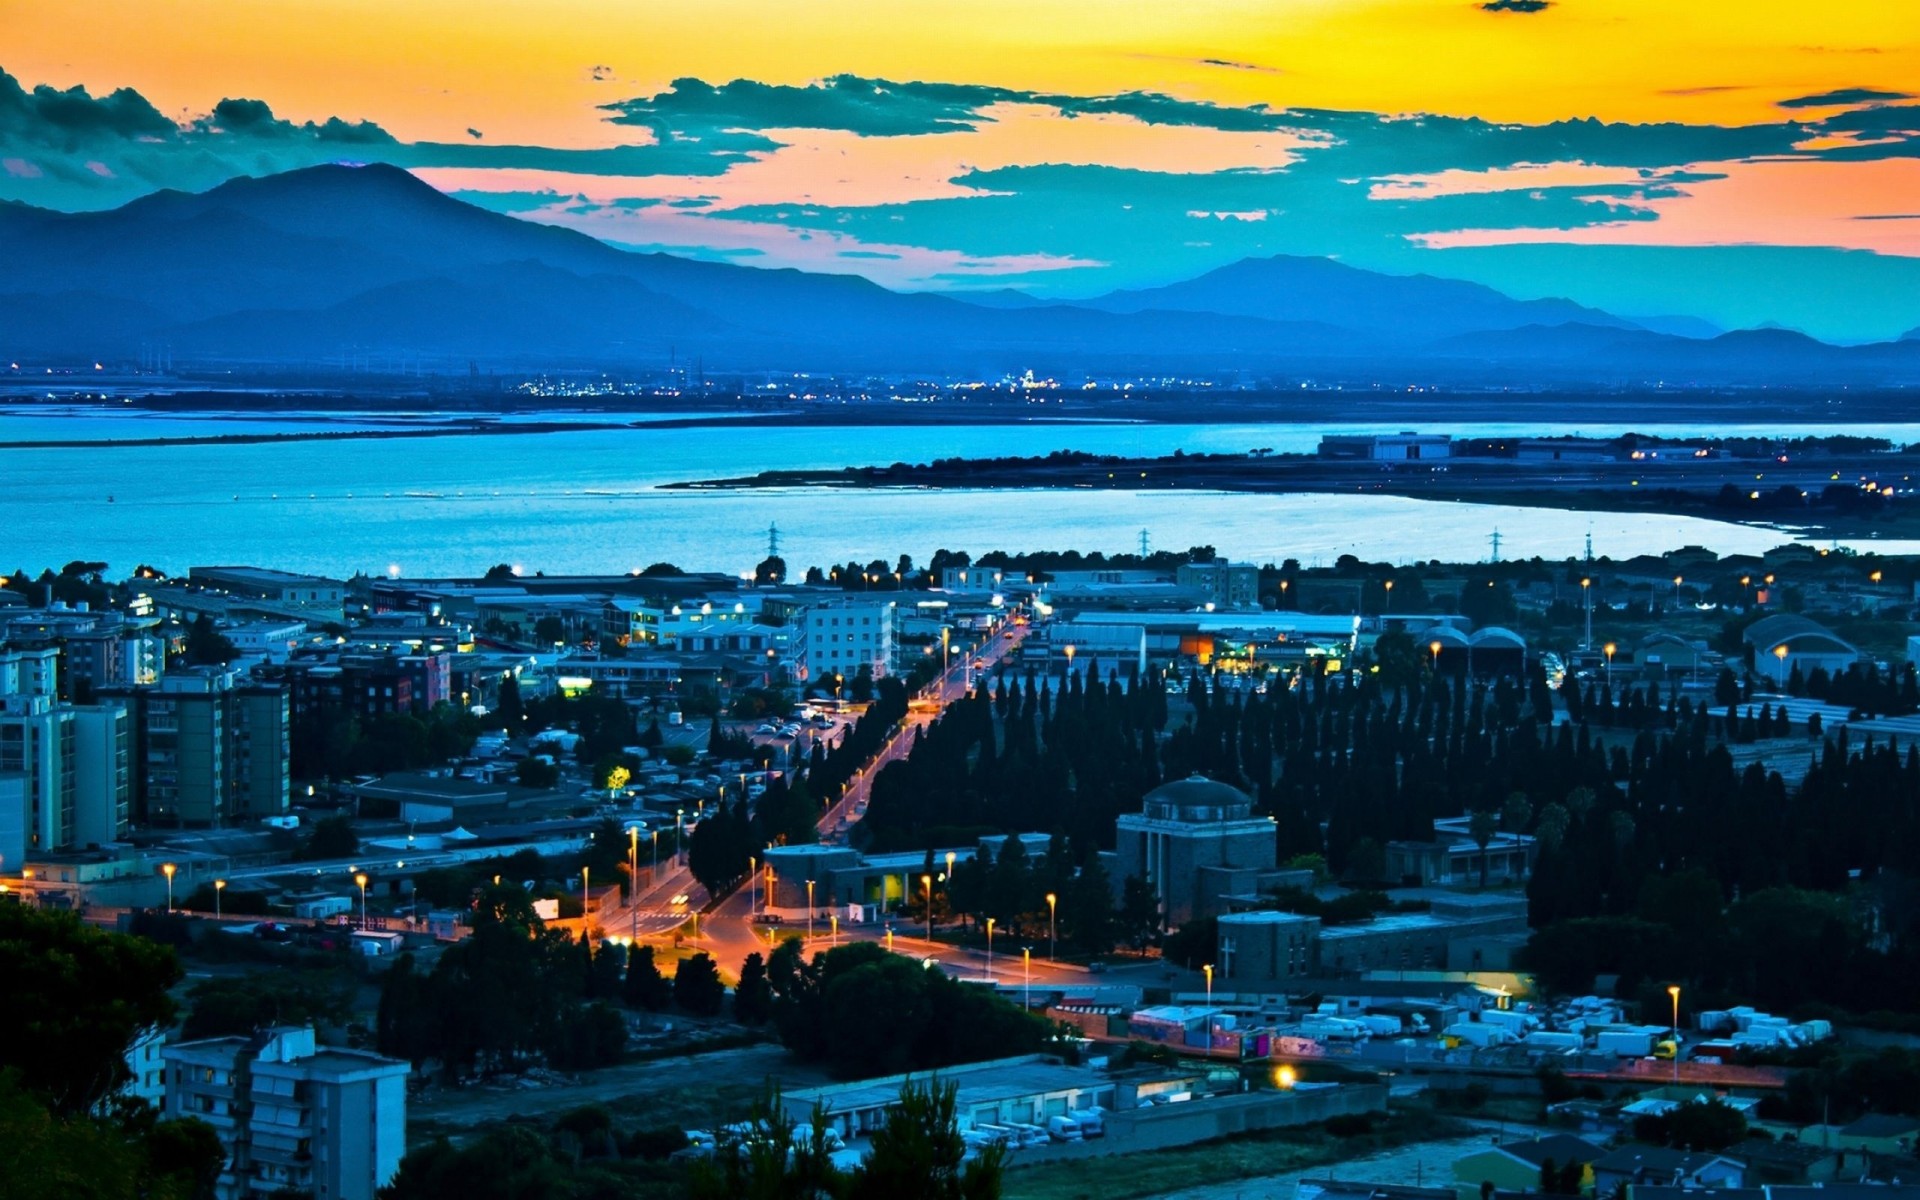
left=985, top=917, right=996, bottom=981
left=830, top=914, right=839, bottom=946
left=1382, top=579, right=1393, bottom=615
left=581, top=866, right=590, bottom=919
left=650, top=829, right=659, bottom=881
left=886, top=925, right=894, bottom=953
left=1603, top=642, right=1617, bottom=683
left=214, top=878, right=226, bottom=919
left=1429, top=639, right=1442, bottom=673
left=628, top=825, right=639, bottom=893
left=162, top=862, right=176, bottom=914
left=1668, top=984, right=1682, bottom=1083
left=676, top=809, right=685, bottom=865
left=806, top=879, right=815, bottom=943
left=1023, top=946, right=1032, bottom=1009
left=1580, top=576, right=1593, bottom=649
left=1046, top=892, right=1058, bottom=962
left=1204, top=963, right=1215, bottom=1041
left=355, top=872, right=369, bottom=929
left=749, top=855, right=758, bottom=916
left=922, top=874, right=934, bottom=941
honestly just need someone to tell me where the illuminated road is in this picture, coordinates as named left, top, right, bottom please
left=607, top=615, right=1036, bottom=977
left=817, top=618, right=1030, bottom=839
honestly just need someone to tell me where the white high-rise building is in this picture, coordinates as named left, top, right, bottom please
left=797, top=599, right=896, bottom=687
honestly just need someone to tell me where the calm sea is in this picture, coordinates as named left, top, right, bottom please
left=5, top=413, right=1919, bottom=577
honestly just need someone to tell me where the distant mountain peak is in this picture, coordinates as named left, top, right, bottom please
left=1082, top=253, right=1642, bottom=344
left=1, top=163, right=1916, bottom=384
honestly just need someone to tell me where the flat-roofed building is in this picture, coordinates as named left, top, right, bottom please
left=188, top=567, right=346, bottom=619
left=163, top=1025, right=408, bottom=1200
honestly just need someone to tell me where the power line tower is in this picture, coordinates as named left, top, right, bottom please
left=1489, top=528, right=1503, bottom=564
left=1138, top=529, right=1152, bottom=558
left=766, top=522, right=781, bottom=559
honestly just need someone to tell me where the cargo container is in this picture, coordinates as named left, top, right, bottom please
left=1596, top=1028, right=1658, bottom=1057
left=1481, top=1009, right=1535, bottom=1033
left=1525, top=1031, right=1583, bottom=1050
left=1444, top=1022, right=1512, bottom=1048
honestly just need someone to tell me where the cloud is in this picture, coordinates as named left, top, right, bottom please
left=0, top=71, right=172, bottom=142
left=1779, top=87, right=1914, bottom=109
left=1480, top=0, right=1551, bottom=12
left=445, top=188, right=568, bottom=213
left=1198, top=58, right=1280, bottom=74
left=1659, top=86, right=1751, bottom=97
left=602, top=76, right=1017, bottom=141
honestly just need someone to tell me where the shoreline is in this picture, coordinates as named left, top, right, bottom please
left=663, top=450, right=1920, bottom=541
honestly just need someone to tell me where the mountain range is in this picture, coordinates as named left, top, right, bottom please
left=3, top=162, right=1917, bottom=386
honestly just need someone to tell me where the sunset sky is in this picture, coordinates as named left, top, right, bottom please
left=5, top=0, right=1920, bottom=340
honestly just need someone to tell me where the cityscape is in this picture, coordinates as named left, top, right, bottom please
left=5, top=6, right=1920, bottom=1200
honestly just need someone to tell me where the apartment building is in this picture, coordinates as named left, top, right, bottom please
left=163, top=1026, right=408, bottom=1200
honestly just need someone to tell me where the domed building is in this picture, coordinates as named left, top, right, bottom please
left=1114, top=775, right=1283, bottom=928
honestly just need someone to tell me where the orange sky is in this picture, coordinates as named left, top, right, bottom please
left=8, top=0, right=1917, bottom=145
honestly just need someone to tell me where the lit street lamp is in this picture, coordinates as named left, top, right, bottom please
left=162, top=862, right=176, bottom=914
left=922, top=874, right=934, bottom=941
left=1603, top=642, right=1617, bottom=684
left=806, top=879, right=816, bottom=943
left=1046, top=892, right=1057, bottom=962
left=749, top=855, right=758, bottom=916
left=355, top=872, right=369, bottom=929
left=1429, top=639, right=1442, bottom=673
left=1668, top=984, right=1682, bottom=1083
left=985, top=917, right=996, bottom=981
left=214, top=878, right=226, bottom=919
left=830, top=914, right=839, bottom=946
left=1204, top=963, right=1215, bottom=1043
left=1023, top=946, right=1032, bottom=1009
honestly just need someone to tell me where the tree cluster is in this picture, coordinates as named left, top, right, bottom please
left=765, top=940, right=1061, bottom=1079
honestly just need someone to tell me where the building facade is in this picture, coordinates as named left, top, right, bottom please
left=104, top=668, right=290, bottom=827
left=798, top=599, right=896, bottom=685
left=163, top=1026, right=409, bottom=1200
left=1114, top=776, right=1279, bottom=928
left=1176, top=561, right=1262, bottom=611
